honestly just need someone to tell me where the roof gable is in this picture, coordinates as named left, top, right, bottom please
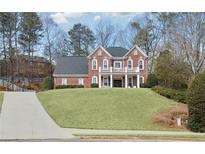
left=123, top=45, right=148, bottom=58
left=87, top=46, right=112, bottom=58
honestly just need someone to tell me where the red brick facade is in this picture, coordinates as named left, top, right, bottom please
left=54, top=45, right=148, bottom=88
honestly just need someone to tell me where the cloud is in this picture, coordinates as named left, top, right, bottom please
left=107, top=12, right=138, bottom=17
left=50, top=12, right=84, bottom=24
left=93, top=15, right=101, bottom=22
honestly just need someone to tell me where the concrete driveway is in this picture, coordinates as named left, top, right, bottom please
left=0, top=92, right=74, bottom=140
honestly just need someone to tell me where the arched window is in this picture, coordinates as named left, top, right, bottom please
left=103, top=59, right=109, bottom=70
left=127, top=59, right=133, bottom=69
left=92, top=76, right=98, bottom=84
left=138, top=59, right=144, bottom=70
left=140, top=76, right=144, bottom=84
left=92, top=59, right=98, bottom=70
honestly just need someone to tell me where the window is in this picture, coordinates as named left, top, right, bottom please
left=61, top=78, right=67, bottom=85
left=92, top=76, right=98, bottom=84
left=114, top=61, right=122, bottom=69
left=78, top=78, right=84, bottom=85
left=127, top=59, right=133, bottom=69
left=138, top=59, right=144, bottom=70
left=92, top=59, right=98, bottom=70
left=103, top=77, right=108, bottom=87
left=140, top=76, right=144, bottom=84
left=128, top=77, right=133, bottom=87
left=103, top=59, right=109, bottom=70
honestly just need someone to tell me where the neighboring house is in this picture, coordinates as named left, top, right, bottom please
left=53, top=45, right=148, bottom=88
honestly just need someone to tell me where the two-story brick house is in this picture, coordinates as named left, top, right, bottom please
left=53, top=45, right=148, bottom=88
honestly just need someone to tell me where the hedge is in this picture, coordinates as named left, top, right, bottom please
left=91, top=83, right=98, bottom=88
left=56, top=85, right=84, bottom=89
left=152, top=86, right=187, bottom=103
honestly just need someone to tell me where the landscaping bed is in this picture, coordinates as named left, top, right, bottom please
left=37, top=88, right=182, bottom=131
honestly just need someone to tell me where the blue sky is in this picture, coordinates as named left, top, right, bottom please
left=48, top=12, right=144, bottom=32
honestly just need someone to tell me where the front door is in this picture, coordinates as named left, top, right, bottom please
left=113, top=80, right=122, bottom=87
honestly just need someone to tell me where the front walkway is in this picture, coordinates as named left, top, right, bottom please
left=0, top=92, right=204, bottom=140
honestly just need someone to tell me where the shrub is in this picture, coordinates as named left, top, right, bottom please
left=42, top=76, right=54, bottom=90
left=187, top=71, right=205, bottom=132
left=56, top=85, right=84, bottom=89
left=146, top=74, right=158, bottom=88
left=91, top=83, right=98, bottom=88
left=152, top=86, right=187, bottom=103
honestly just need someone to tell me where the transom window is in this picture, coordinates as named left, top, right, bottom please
left=92, top=59, right=98, bottom=70
left=127, top=59, right=133, bottom=69
left=78, top=78, right=84, bottom=85
left=114, top=61, right=122, bottom=69
left=103, top=59, right=109, bottom=70
left=61, top=78, right=67, bottom=85
left=92, top=76, right=98, bottom=84
left=138, top=59, right=144, bottom=70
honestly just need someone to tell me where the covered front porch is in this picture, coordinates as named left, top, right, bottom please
left=98, top=74, right=140, bottom=88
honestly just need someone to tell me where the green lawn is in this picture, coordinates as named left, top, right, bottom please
left=37, top=88, right=180, bottom=131
left=0, top=93, right=3, bottom=112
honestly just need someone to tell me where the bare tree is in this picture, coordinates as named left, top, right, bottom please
left=42, top=14, right=59, bottom=77
left=172, top=13, right=205, bottom=75
left=95, top=20, right=115, bottom=48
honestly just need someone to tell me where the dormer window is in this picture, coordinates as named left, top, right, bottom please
left=138, top=59, right=144, bottom=70
left=103, top=59, right=109, bottom=70
left=127, top=59, right=133, bottom=70
left=92, top=59, right=98, bottom=70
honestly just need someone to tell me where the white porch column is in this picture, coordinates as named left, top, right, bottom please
left=110, top=67, right=113, bottom=88
left=99, top=67, right=101, bottom=88
left=137, top=74, right=140, bottom=88
left=125, top=67, right=128, bottom=88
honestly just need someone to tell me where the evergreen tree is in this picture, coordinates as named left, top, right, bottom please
left=187, top=71, right=205, bottom=132
left=18, top=12, right=43, bottom=83
left=68, top=23, right=95, bottom=56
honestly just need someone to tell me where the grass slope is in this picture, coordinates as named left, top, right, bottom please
left=0, top=93, right=3, bottom=112
left=38, top=88, right=179, bottom=130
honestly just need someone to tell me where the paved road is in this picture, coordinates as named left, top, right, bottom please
left=0, top=92, right=74, bottom=140
left=0, top=92, right=204, bottom=141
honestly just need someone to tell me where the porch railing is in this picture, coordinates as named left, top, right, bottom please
left=99, top=67, right=139, bottom=74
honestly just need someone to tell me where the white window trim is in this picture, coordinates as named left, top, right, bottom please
left=92, top=76, right=98, bottom=84
left=61, top=78, right=67, bottom=85
left=138, top=59, right=144, bottom=70
left=92, top=59, right=98, bottom=70
left=140, top=76, right=144, bottom=84
left=103, top=59, right=109, bottom=70
left=78, top=78, right=84, bottom=85
left=113, top=61, right=122, bottom=69
left=127, top=59, right=133, bottom=70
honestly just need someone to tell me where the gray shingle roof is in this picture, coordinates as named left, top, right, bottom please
left=106, top=47, right=129, bottom=57
left=54, top=56, right=88, bottom=75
